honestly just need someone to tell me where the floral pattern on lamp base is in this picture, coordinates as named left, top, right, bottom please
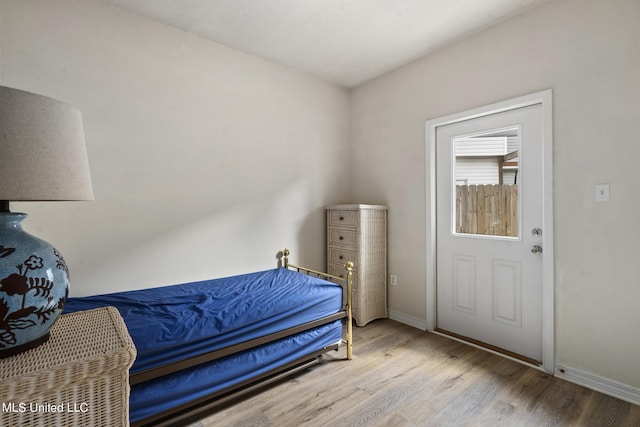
left=0, top=212, right=68, bottom=358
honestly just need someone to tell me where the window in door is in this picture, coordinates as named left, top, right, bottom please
left=452, top=127, right=520, bottom=238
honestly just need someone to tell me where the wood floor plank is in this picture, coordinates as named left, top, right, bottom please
left=186, top=320, right=640, bottom=427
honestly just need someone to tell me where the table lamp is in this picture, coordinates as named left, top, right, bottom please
left=0, top=85, right=93, bottom=358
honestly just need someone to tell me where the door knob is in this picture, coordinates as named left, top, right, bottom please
left=531, top=245, right=543, bottom=255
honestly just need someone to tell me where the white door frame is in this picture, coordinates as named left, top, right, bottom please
left=425, top=90, right=554, bottom=373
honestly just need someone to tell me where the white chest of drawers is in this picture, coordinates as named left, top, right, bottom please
left=326, top=204, right=388, bottom=326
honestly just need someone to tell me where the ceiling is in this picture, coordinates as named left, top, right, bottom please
left=100, top=0, right=550, bottom=88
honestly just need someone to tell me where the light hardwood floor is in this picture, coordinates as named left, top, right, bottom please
left=187, top=319, right=640, bottom=426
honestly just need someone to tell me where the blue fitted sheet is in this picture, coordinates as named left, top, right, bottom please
left=63, top=268, right=343, bottom=374
left=130, top=320, right=342, bottom=423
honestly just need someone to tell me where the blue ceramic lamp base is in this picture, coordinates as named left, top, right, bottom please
left=0, top=209, right=69, bottom=358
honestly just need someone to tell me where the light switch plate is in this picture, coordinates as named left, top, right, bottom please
left=595, top=184, right=610, bottom=202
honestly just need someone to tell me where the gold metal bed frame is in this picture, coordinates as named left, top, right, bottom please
left=131, top=248, right=354, bottom=427
left=282, top=248, right=354, bottom=360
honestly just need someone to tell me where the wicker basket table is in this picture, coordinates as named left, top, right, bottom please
left=0, top=307, right=136, bottom=426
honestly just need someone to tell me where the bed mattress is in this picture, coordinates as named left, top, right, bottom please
left=63, top=268, right=343, bottom=374
left=129, top=320, right=341, bottom=423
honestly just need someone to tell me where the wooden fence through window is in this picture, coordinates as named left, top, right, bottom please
left=455, top=184, right=518, bottom=237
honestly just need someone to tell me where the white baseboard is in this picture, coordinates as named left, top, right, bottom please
left=388, top=309, right=428, bottom=330
left=555, top=365, right=640, bottom=406
left=387, top=312, right=640, bottom=406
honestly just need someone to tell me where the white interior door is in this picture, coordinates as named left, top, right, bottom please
left=436, top=103, right=544, bottom=363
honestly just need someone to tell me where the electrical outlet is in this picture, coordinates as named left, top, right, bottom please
left=390, top=274, right=397, bottom=286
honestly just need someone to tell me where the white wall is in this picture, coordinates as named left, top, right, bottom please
left=1, top=0, right=350, bottom=296
left=350, top=0, right=640, bottom=392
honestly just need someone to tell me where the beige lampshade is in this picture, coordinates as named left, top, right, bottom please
left=0, top=86, right=93, bottom=201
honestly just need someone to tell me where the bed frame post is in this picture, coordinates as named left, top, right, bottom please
left=280, top=248, right=353, bottom=361
left=345, top=261, right=354, bottom=360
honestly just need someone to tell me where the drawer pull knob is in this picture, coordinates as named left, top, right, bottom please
left=339, top=236, right=344, bottom=240
left=339, top=216, right=344, bottom=221
left=339, top=255, right=344, bottom=260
